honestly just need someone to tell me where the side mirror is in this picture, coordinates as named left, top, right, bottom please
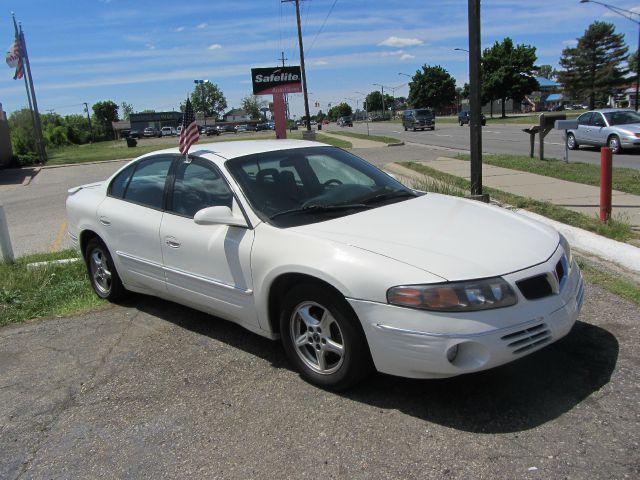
left=193, top=206, right=248, bottom=228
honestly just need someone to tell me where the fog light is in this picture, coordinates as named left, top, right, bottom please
left=446, top=344, right=459, bottom=363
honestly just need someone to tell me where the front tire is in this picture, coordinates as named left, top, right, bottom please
left=279, top=284, right=373, bottom=390
left=85, top=238, right=127, bottom=301
left=567, top=133, right=578, bottom=150
left=607, top=135, right=621, bottom=154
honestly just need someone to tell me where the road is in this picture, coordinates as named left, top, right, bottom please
left=325, top=120, right=640, bottom=169
left=0, top=280, right=638, bottom=479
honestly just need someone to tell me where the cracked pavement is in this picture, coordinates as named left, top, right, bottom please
left=0, top=281, right=639, bottom=479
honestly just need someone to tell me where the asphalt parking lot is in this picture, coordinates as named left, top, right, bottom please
left=1, top=280, right=638, bottom=479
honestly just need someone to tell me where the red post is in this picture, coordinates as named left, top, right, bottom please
left=600, top=147, right=612, bottom=223
left=272, top=93, right=287, bottom=140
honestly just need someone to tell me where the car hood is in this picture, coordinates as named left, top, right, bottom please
left=293, top=194, right=559, bottom=281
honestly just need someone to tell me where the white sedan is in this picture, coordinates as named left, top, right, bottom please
left=66, top=140, right=584, bottom=390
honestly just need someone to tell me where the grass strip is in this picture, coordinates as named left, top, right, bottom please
left=288, top=132, right=352, bottom=149
left=327, top=131, right=400, bottom=144
left=0, top=250, right=105, bottom=326
left=401, top=161, right=633, bottom=242
left=578, top=259, right=640, bottom=306
left=455, top=153, right=640, bottom=196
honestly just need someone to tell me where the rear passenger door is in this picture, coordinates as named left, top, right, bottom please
left=97, top=155, right=175, bottom=293
left=574, top=112, right=593, bottom=145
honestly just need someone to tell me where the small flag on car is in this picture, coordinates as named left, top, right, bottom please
left=179, top=98, right=199, bottom=156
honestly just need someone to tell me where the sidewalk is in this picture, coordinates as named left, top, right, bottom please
left=405, top=157, right=640, bottom=229
left=318, top=131, right=387, bottom=148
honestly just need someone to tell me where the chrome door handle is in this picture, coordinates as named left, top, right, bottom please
left=165, top=239, right=181, bottom=248
left=99, top=216, right=111, bottom=226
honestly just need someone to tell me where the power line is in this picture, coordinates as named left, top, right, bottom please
left=308, top=0, right=338, bottom=53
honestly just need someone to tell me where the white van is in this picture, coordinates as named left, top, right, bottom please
left=161, top=126, right=177, bottom=136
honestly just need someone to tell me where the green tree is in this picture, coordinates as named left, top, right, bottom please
left=241, top=95, right=267, bottom=120
left=407, top=65, right=457, bottom=112
left=120, top=102, right=134, bottom=120
left=41, top=113, right=68, bottom=147
left=92, top=100, right=119, bottom=140
left=63, top=114, right=91, bottom=144
left=536, top=64, right=556, bottom=80
left=482, top=38, right=539, bottom=118
left=190, top=82, right=227, bottom=119
left=365, top=91, right=393, bottom=113
left=558, top=22, right=629, bottom=109
left=327, top=103, right=352, bottom=121
left=8, top=108, right=38, bottom=164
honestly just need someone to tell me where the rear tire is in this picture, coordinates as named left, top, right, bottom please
left=279, top=284, right=373, bottom=390
left=85, top=238, right=127, bottom=301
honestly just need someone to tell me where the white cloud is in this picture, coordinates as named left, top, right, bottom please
left=562, top=39, right=577, bottom=46
left=378, top=36, right=423, bottom=47
left=400, top=53, right=415, bottom=61
left=175, top=26, right=185, bottom=32
left=197, top=23, right=208, bottom=29
left=146, top=43, right=156, bottom=50
left=310, top=60, right=328, bottom=66
left=208, top=43, right=222, bottom=50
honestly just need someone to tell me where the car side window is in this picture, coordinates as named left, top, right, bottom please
left=592, top=113, right=605, bottom=127
left=169, top=159, right=233, bottom=218
left=123, top=157, right=173, bottom=209
left=109, top=164, right=135, bottom=199
left=577, top=112, right=593, bottom=126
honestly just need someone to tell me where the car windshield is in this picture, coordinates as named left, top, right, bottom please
left=603, top=110, right=640, bottom=126
left=226, top=146, right=418, bottom=227
left=415, top=109, right=433, bottom=118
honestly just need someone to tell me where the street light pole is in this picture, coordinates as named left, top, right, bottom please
left=355, top=91, right=370, bottom=135
left=580, top=0, right=640, bottom=111
left=373, top=83, right=385, bottom=119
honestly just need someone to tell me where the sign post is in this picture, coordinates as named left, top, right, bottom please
left=251, top=66, right=302, bottom=140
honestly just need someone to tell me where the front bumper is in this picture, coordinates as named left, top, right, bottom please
left=348, top=251, right=584, bottom=379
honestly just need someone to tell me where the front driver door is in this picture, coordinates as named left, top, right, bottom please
left=159, top=157, right=257, bottom=327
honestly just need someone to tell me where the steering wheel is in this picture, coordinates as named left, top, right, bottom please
left=323, top=179, right=343, bottom=187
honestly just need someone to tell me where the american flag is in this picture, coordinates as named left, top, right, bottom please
left=6, top=37, right=24, bottom=80
left=179, top=98, right=199, bottom=155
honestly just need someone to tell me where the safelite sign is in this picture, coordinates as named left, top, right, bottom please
left=251, top=66, right=302, bottom=95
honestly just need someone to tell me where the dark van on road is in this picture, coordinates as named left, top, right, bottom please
left=402, top=109, right=435, bottom=131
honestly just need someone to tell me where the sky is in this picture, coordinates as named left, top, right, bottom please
left=1, top=0, right=640, bottom=120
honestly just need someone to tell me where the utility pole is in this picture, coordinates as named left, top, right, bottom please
left=468, top=0, right=486, bottom=200
left=83, top=103, right=94, bottom=143
left=283, top=0, right=312, bottom=134
left=278, top=51, right=290, bottom=121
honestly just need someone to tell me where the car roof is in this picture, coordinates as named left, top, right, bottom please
left=587, top=108, right=635, bottom=113
left=136, top=139, right=327, bottom=163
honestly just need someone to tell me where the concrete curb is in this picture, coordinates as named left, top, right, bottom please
left=22, top=167, right=41, bottom=186
left=41, top=158, right=132, bottom=169
left=516, top=209, right=640, bottom=275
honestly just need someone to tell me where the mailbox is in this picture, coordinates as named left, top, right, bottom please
left=554, top=119, right=579, bottom=130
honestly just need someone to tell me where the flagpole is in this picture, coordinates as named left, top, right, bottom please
left=11, top=14, right=37, bottom=159
left=14, top=16, right=46, bottom=163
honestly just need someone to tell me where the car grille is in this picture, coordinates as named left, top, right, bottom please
left=501, top=323, right=552, bottom=354
left=516, top=256, right=568, bottom=300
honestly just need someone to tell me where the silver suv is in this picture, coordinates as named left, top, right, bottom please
left=566, top=108, right=640, bottom=154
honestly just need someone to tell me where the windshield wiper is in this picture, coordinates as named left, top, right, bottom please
left=269, top=203, right=370, bottom=220
left=360, top=190, right=418, bottom=205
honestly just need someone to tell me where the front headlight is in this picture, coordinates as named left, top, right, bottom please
left=559, top=233, right=572, bottom=266
left=387, top=277, right=518, bottom=312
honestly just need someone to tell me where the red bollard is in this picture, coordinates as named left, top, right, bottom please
left=600, top=147, right=612, bottom=222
